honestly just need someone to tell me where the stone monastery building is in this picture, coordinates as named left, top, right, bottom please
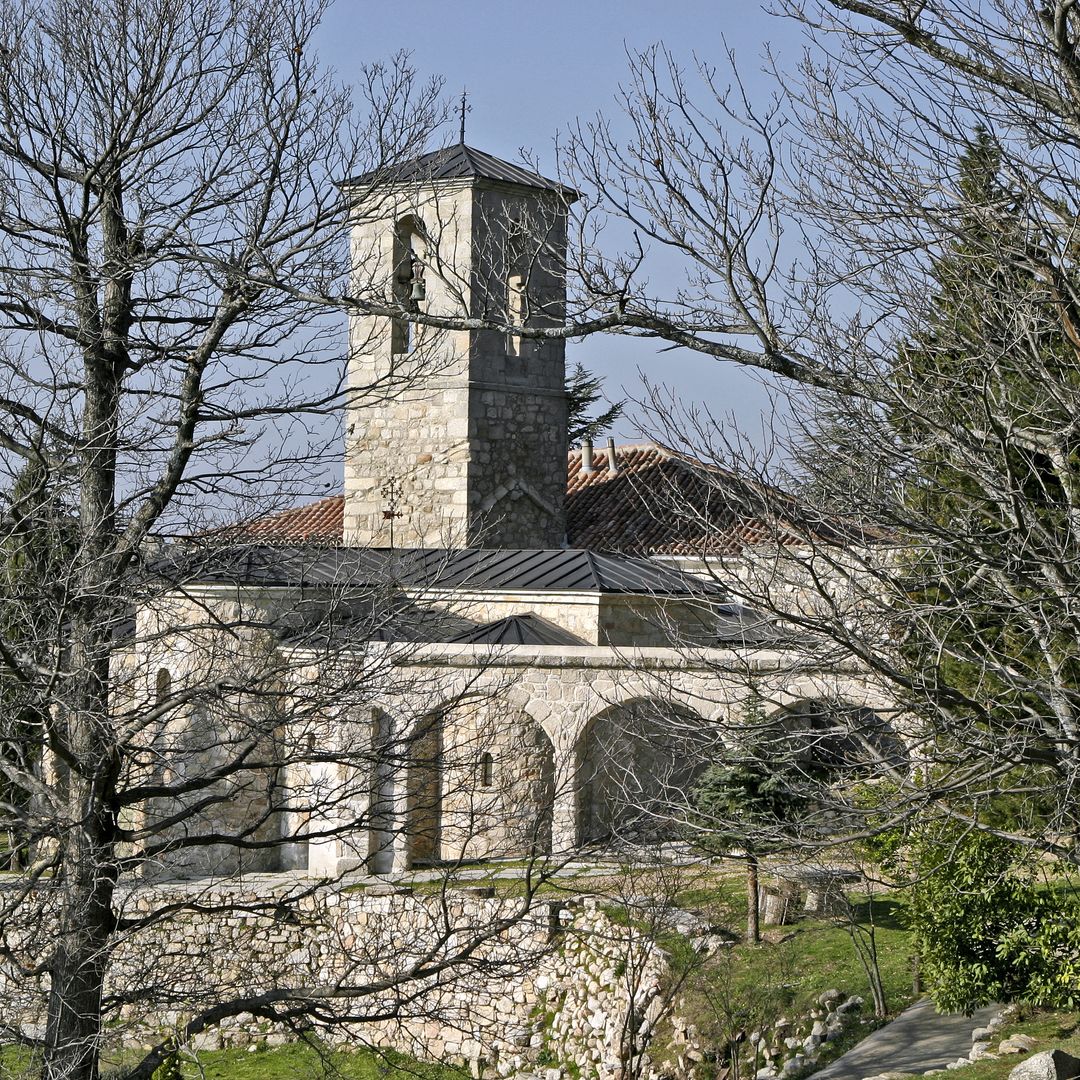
left=141, top=143, right=893, bottom=879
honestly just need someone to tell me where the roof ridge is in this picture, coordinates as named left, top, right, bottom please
left=459, top=143, right=479, bottom=170
left=581, top=548, right=602, bottom=591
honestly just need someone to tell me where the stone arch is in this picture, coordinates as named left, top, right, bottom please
left=505, top=713, right=555, bottom=857
left=769, top=698, right=908, bottom=781
left=437, top=700, right=556, bottom=862
left=574, top=697, right=709, bottom=849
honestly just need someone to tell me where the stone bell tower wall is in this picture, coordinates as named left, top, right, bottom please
left=343, top=175, right=568, bottom=550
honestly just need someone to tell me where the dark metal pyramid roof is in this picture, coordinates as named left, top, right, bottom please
left=346, top=143, right=577, bottom=200
left=449, top=613, right=587, bottom=647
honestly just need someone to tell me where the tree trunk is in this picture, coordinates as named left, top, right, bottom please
left=42, top=613, right=119, bottom=1080
left=746, top=854, right=760, bottom=944
left=845, top=902, right=887, bottom=1020
left=44, top=818, right=115, bottom=1080
left=43, top=349, right=122, bottom=1080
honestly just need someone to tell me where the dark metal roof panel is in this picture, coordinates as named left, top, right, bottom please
left=156, top=545, right=729, bottom=597
left=450, top=614, right=587, bottom=647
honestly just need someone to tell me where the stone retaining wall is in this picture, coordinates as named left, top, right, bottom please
left=0, top=882, right=669, bottom=1080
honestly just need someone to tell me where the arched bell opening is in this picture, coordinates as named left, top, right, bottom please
left=391, top=214, right=427, bottom=356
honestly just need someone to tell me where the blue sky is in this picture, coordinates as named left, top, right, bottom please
left=313, top=1, right=807, bottom=453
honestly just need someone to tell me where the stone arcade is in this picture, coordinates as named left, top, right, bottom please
left=131, top=142, right=894, bottom=879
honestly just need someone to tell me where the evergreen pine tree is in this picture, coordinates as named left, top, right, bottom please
left=565, top=362, right=626, bottom=445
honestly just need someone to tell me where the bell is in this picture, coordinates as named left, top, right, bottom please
left=410, top=278, right=426, bottom=302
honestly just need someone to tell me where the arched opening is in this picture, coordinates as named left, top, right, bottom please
left=506, top=269, right=529, bottom=357
left=774, top=700, right=907, bottom=782
left=575, top=698, right=708, bottom=849
left=277, top=728, right=311, bottom=873
left=391, top=215, right=426, bottom=355
left=368, top=709, right=396, bottom=874
left=503, top=716, right=555, bottom=856
left=435, top=705, right=556, bottom=862
left=406, top=711, right=442, bottom=867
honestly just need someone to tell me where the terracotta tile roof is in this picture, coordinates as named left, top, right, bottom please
left=236, top=494, right=344, bottom=544
left=234, top=443, right=851, bottom=554
left=566, top=443, right=803, bottom=555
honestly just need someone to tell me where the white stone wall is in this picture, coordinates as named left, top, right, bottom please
left=122, top=580, right=901, bottom=878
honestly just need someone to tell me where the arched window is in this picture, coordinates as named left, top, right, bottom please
left=479, top=752, right=494, bottom=788
left=392, top=216, right=426, bottom=355
left=155, top=668, right=171, bottom=705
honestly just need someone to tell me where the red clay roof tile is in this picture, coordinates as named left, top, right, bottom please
left=235, top=443, right=837, bottom=553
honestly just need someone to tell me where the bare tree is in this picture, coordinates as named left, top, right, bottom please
left=551, top=0, right=1080, bottom=931
left=0, top=3, right=582, bottom=1078
left=11, top=0, right=1080, bottom=1070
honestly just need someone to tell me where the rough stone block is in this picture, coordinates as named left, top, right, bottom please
left=1009, top=1051, right=1080, bottom=1080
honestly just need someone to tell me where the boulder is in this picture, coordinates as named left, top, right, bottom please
left=781, top=1054, right=806, bottom=1078
left=837, top=996, right=864, bottom=1015
left=364, top=883, right=413, bottom=896
left=1000, top=1036, right=1041, bottom=1055
left=1008, top=1050, right=1080, bottom=1080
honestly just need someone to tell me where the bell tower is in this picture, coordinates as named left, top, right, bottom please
left=343, top=144, right=575, bottom=550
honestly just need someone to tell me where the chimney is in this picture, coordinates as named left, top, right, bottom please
left=581, top=438, right=595, bottom=474
left=605, top=437, right=619, bottom=475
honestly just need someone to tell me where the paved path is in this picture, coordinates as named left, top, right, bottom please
left=812, top=999, right=1002, bottom=1080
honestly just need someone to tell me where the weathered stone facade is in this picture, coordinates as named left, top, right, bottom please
left=126, top=575, right=896, bottom=880
left=131, top=143, right=905, bottom=892
left=343, top=168, right=570, bottom=549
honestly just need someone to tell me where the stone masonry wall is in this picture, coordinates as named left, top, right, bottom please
left=344, top=178, right=569, bottom=551
left=0, top=883, right=667, bottom=1080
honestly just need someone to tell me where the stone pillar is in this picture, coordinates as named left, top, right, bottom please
left=550, top=746, right=579, bottom=855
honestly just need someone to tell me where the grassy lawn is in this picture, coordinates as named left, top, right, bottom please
left=749, top=896, right=917, bottom=1015
left=2, top=1043, right=466, bottom=1080
left=586, top=862, right=918, bottom=1021
left=168, top=1044, right=465, bottom=1080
